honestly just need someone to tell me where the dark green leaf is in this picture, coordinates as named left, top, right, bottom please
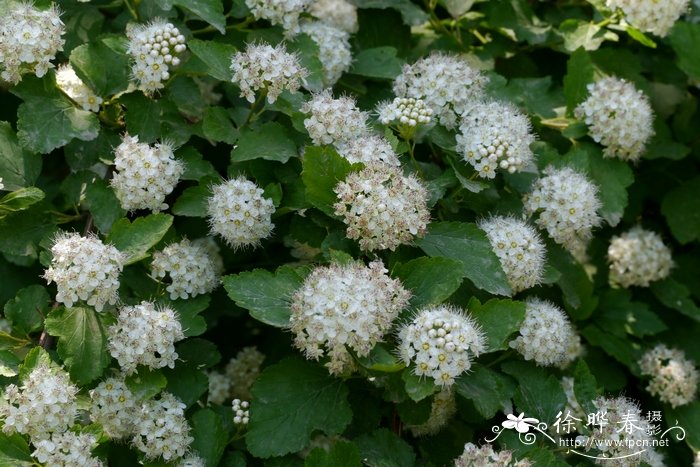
left=70, top=40, right=130, bottom=96
left=169, top=295, right=210, bottom=337
left=4, top=285, right=49, bottom=335
left=301, top=146, right=355, bottom=217
left=106, top=213, right=173, bottom=265
left=354, top=428, right=415, bottom=467
left=172, top=185, right=210, bottom=218
left=125, top=367, right=168, bottom=400
left=563, top=48, right=595, bottom=114
left=455, top=364, right=516, bottom=419
left=669, top=22, right=700, bottom=81
left=402, top=369, right=439, bottom=402
left=156, top=0, right=225, bottom=33
left=176, top=338, right=221, bottom=369
left=393, top=257, right=464, bottom=308
left=501, top=361, right=566, bottom=422
left=231, top=122, right=297, bottom=163
left=0, top=187, right=45, bottom=217
left=189, top=39, right=237, bottom=81
left=573, top=360, right=597, bottom=415
left=469, top=298, right=526, bottom=352
left=121, top=93, right=191, bottom=146
left=651, top=278, right=700, bottom=322
left=203, top=106, right=239, bottom=144
left=191, top=409, right=229, bottom=467
left=0, top=433, right=33, bottom=466
left=661, top=177, right=700, bottom=244
left=355, top=343, right=404, bottom=373
left=84, top=179, right=124, bottom=234
left=305, top=440, right=362, bottom=467
left=0, top=122, right=42, bottom=191
left=164, top=364, right=209, bottom=407
left=350, top=47, right=403, bottom=79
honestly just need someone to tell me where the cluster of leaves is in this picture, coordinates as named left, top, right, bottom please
left=2, top=0, right=700, bottom=465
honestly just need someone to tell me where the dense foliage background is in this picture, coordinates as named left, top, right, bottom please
left=2, top=0, right=700, bottom=465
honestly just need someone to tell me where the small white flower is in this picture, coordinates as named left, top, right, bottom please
left=32, top=431, right=102, bottom=467
left=43, top=232, right=124, bottom=312
left=334, top=163, right=430, bottom=252
left=126, top=19, right=186, bottom=93
left=231, top=42, right=307, bottom=104
left=455, top=443, right=532, bottom=467
left=301, top=90, right=368, bottom=146
left=89, top=375, right=139, bottom=439
left=111, top=134, right=184, bottom=212
left=206, top=177, right=275, bottom=250
left=232, top=398, right=250, bottom=425
left=56, top=64, right=102, bottom=112
left=398, top=304, right=486, bottom=387
left=309, top=0, right=358, bottom=33
left=151, top=238, right=221, bottom=300
left=639, top=344, right=698, bottom=408
left=132, top=392, right=193, bottom=462
left=245, top=0, right=312, bottom=35
left=607, top=226, right=673, bottom=288
left=290, top=260, right=410, bottom=375
left=575, top=77, right=654, bottom=162
left=177, top=454, right=206, bottom=467
left=301, top=21, right=352, bottom=87
left=606, top=0, right=689, bottom=37
left=334, top=134, right=401, bottom=166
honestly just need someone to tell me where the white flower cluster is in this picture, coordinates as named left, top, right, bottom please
left=32, top=431, right=102, bottom=467
left=56, top=64, right=102, bottom=112
left=226, top=346, right=265, bottom=399
left=232, top=399, right=250, bottom=425
left=455, top=443, right=532, bottom=467
left=0, top=363, right=78, bottom=440
left=606, top=0, right=689, bottom=37
left=479, top=216, right=545, bottom=294
left=133, top=392, right=193, bottom=461
left=607, top=226, right=673, bottom=288
left=231, top=42, right=307, bottom=104
left=398, top=305, right=486, bottom=387
left=301, top=21, right=352, bottom=87
left=457, top=101, right=535, bottom=179
left=509, top=298, right=580, bottom=367
left=290, top=260, right=410, bottom=374
left=302, top=91, right=368, bottom=146
left=334, top=163, right=430, bottom=251
left=111, top=134, right=184, bottom=212
left=335, top=134, right=401, bottom=166
left=207, top=371, right=231, bottom=405
left=151, top=238, right=221, bottom=300
left=561, top=376, right=585, bottom=421
left=393, top=52, right=487, bottom=129
left=0, top=2, right=64, bottom=84
left=0, top=178, right=4, bottom=191
left=639, top=344, right=698, bottom=408
left=584, top=396, right=660, bottom=466
left=178, top=454, right=206, bottom=467
left=207, top=177, right=275, bottom=249
left=107, top=301, right=185, bottom=374
left=89, top=375, right=138, bottom=439
left=408, top=389, right=456, bottom=436
left=245, top=0, right=311, bottom=34
left=378, top=97, right=433, bottom=127
left=44, top=232, right=124, bottom=312
left=523, top=166, right=602, bottom=259
left=309, top=0, right=358, bottom=33
left=574, top=77, right=654, bottom=162
left=126, top=19, right=186, bottom=93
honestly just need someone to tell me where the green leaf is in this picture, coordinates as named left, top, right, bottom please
left=231, top=122, right=297, bottom=163
left=44, top=307, right=113, bottom=385
left=69, top=40, right=130, bottom=96
left=0, top=350, right=21, bottom=377
left=84, top=179, right=124, bottom=234
left=469, top=298, right=526, bottom=352
left=305, top=440, right=362, bottom=467
left=501, top=361, right=566, bottom=422
left=580, top=325, right=638, bottom=368
left=669, top=22, right=700, bottom=81
left=246, top=357, right=352, bottom=458
left=548, top=243, right=597, bottom=320
left=0, top=433, right=33, bottom=467
left=651, top=278, right=700, bottom=322
left=203, top=106, right=239, bottom=144
left=172, top=185, right=210, bottom=218
left=354, top=428, right=416, bottom=467
left=169, top=295, right=210, bottom=337
left=350, top=47, right=403, bottom=79
left=665, top=401, right=700, bottom=451
left=191, top=409, right=229, bottom=467
left=0, top=204, right=55, bottom=258
left=18, top=346, right=53, bottom=380
left=661, top=176, right=700, bottom=244
left=353, top=0, right=428, bottom=25
left=624, top=25, right=656, bottom=48
left=288, top=35, right=325, bottom=92
left=355, top=343, right=404, bottom=373
left=454, top=364, right=516, bottom=419
left=177, top=146, right=219, bottom=181
left=402, top=369, right=439, bottom=402
left=156, top=0, right=225, bottom=33
left=393, top=257, right=464, bottom=308
left=176, top=338, right=221, bottom=369
left=415, top=222, right=512, bottom=296
left=573, top=360, right=597, bottom=415
left=4, top=285, right=49, bottom=335
left=120, top=93, right=191, bottom=146
left=597, top=289, right=668, bottom=337
left=17, top=96, right=99, bottom=154
left=558, top=19, right=607, bottom=52
left=223, top=266, right=309, bottom=327
left=0, top=187, right=45, bottom=218
left=563, top=48, right=595, bottom=115
left=106, top=213, right=173, bottom=265
left=125, top=367, right=168, bottom=400
left=0, top=122, right=42, bottom=191
left=301, top=146, right=356, bottom=218
left=188, top=39, right=237, bottom=81
left=164, top=364, right=209, bottom=407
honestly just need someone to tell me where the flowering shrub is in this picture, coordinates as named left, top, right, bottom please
left=2, top=0, right=700, bottom=465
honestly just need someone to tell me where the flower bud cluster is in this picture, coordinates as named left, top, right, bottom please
left=126, top=19, right=186, bottom=93
left=132, top=392, right=193, bottom=461
left=207, top=177, right=275, bottom=249
left=32, top=431, right=102, bottom=467
left=509, top=298, right=580, bottom=367
left=302, top=91, right=368, bottom=146
left=290, top=261, right=410, bottom=375
left=334, top=163, right=430, bottom=251
left=44, top=232, right=124, bottom=312
left=226, top=346, right=265, bottom=400
left=301, top=21, right=352, bottom=87
left=232, top=399, right=250, bottom=425
left=0, top=363, right=78, bottom=440
left=479, top=216, right=545, bottom=294
left=231, top=42, right=307, bottom=104
left=178, top=454, right=205, bottom=467
left=393, top=52, right=487, bottom=129
left=111, top=134, right=184, bottom=212
left=56, top=64, right=102, bottom=112
left=607, top=226, right=673, bottom=288
left=457, top=101, right=535, bottom=178
left=107, top=301, right=185, bottom=374
left=639, top=344, right=698, bottom=408
left=0, top=2, right=64, bottom=84
left=574, top=77, right=654, bottom=162
left=309, top=0, right=358, bottom=33
left=378, top=97, right=433, bottom=127
left=455, top=443, right=532, bottom=467
left=151, top=238, right=221, bottom=300
left=398, top=305, right=486, bottom=387
left=523, top=166, right=602, bottom=259
left=606, top=0, right=689, bottom=37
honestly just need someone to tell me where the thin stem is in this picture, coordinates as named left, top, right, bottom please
left=243, top=90, right=267, bottom=127
left=540, top=117, right=571, bottom=130
left=123, top=0, right=139, bottom=21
